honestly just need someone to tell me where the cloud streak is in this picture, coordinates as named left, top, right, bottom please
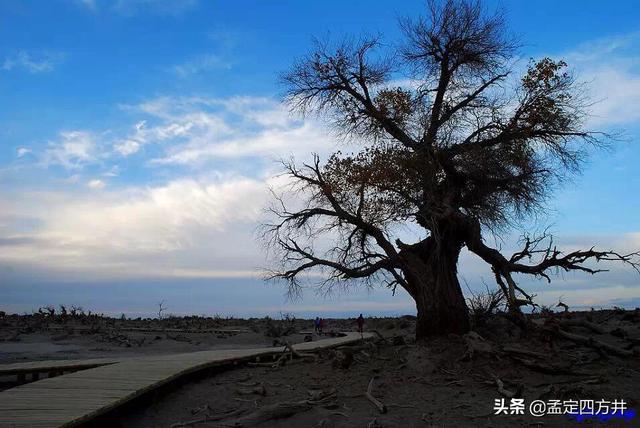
left=2, top=51, right=65, bottom=74
left=563, top=32, right=640, bottom=127
left=172, top=54, right=232, bottom=77
left=0, top=175, right=272, bottom=278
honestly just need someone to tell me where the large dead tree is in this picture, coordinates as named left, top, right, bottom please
left=264, top=0, right=639, bottom=338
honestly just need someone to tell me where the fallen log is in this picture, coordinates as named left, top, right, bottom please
left=236, top=384, right=266, bottom=396
left=493, top=377, right=516, bottom=398
left=365, top=378, right=387, bottom=414
left=556, top=329, right=635, bottom=357
left=284, top=340, right=317, bottom=361
left=223, top=400, right=313, bottom=427
left=507, top=355, right=586, bottom=376
left=170, top=408, right=245, bottom=428
left=559, top=319, right=606, bottom=334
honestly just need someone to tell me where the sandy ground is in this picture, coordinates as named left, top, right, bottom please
left=0, top=315, right=315, bottom=365
left=0, top=329, right=300, bottom=363
left=0, top=313, right=314, bottom=391
left=115, top=310, right=639, bottom=428
left=2, top=310, right=640, bottom=427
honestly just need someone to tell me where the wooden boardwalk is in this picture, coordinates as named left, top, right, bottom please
left=43, top=325, right=251, bottom=334
left=0, top=332, right=371, bottom=427
left=0, top=357, right=120, bottom=378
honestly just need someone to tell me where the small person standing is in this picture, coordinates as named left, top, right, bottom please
left=314, top=317, right=320, bottom=334
left=357, top=313, right=365, bottom=336
left=318, top=317, right=325, bottom=335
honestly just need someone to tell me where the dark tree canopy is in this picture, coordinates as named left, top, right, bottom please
left=264, top=0, right=639, bottom=338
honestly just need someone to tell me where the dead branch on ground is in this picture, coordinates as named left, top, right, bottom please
left=365, top=377, right=387, bottom=413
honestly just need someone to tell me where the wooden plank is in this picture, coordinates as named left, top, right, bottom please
left=0, top=358, right=120, bottom=376
left=0, top=332, right=372, bottom=428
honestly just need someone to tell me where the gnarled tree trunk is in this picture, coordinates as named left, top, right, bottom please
left=400, top=229, right=470, bottom=339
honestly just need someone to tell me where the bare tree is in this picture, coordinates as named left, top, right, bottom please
left=157, top=300, right=166, bottom=320
left=264, top=0, right=639, bottom=338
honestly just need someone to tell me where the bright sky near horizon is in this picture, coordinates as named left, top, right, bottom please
left=1, top=0, right=639, bottom=318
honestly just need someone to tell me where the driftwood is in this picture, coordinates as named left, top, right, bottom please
left=559, top=319, right=606, bottom=334
left=267, top=341, right=318, bottom=369
left=367, top=417, right=382, bottom=428
left=461, top=331, right=493, bottom=360
left=170, top=408, right=246, bottom=428
left=305, top=388, right=338, bottom=411
left=190, top=404, right=212, bottom=415
left=272, top=351, right=290, bottom=368
left=507, top=355, right=585, bottom=376
left=223, top=400, right=313, bottom=427
left=365, top=378, right=387, bottom=413
left=246, top=361, right=280, bottom=368
left=493, top=377, right=516, bottom=398
left=533, top=376, right=607, bottom=387
left=556, top=328, right=635, bottom=357
left=387, top=403, right=417, bottom=409
left=284, top=340, right=317, bottom=361
left=236, top=384, right=266, bottom=396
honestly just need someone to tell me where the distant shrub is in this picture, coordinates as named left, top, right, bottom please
left=264, top=312, right=297, bottom=338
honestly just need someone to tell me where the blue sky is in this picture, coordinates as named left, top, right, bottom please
left=1, top=0, right=639, bottom=317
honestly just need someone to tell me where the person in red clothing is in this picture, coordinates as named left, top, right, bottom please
left=318, top=317, right=325, bottom=335
left=356, top=313, right=364, bottom=335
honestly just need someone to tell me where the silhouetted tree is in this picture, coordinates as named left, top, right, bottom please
left=264, top=0, right=639, bottom=338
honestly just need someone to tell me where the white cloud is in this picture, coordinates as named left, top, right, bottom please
left=86, top=179, right=106, bottom=189
left=0, top=175, right=274, bottom=278
left=153, top=121, right=325, bottom=165
left=16, top=147, right=31, bottom=158
left=172, top=54, right=231, bottom=77
left=114, top=139, right=141, bottom=156
left=118, top=96, right=330, bottom=166
left=560, top=32, right=640, bottom=127
left=42, top=130, right=98, bottom=169
left=582, top=68, right=640, bottom=127
left=2, top=51, right=65, bottom=74
left=4, top=95, right=331, bottom=281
